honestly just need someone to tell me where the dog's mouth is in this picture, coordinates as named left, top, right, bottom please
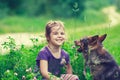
left=77, top=47, right=82, bottom=53
left=77, top=47, right=88, bottom=53
left=74, top=40, right=83, bottom=53
left=74, top=39, right=89, bottom=53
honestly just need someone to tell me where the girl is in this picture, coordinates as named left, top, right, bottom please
left=36, top=20, right=79, bottom=80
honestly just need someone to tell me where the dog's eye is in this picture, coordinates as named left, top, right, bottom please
left=86, top=39, right=89, bottom=43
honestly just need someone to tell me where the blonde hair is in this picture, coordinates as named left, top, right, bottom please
left=45, top=20, right=65, bottom=42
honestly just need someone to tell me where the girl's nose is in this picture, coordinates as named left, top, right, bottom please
left=58, top=33, right=62, bottom=37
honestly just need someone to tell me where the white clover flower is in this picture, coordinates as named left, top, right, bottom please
left=22, top=75, right=26, bottom=80
left=26, top=67, right=32, bottom=72
left=29, top=67, right=32, bottom=72
left=26, top=69, right=29, bottom=72
left=33, top=77, right=37, bottom=80
left=14, top=72, right=18, bottom=76
left=6, top=70, right=10, bottom=73
left=60, top=57, right=66, bottom=65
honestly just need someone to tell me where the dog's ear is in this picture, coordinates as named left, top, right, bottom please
left=89, top=35, right=98, bottom=45
left=99, top=34, right=107, bottom=43
left=91, top=35, right=99, bottom=40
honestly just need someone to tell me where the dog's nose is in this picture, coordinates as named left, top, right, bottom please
left=74, top=40, right=80, bottom=46
left=74, top=40, right=79, bottom=43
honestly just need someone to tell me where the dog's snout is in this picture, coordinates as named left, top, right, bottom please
left=74, top=40, right=81, bottom=46
left=74, top=40, right=78, bottom=43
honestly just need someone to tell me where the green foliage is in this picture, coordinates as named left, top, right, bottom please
left=0, top=37, right=22, bottom=78
left=0, top=0, right=114, bottom=18
left=0, top=36, right=44, bottom=79
left=115, top=0, right=120, bottom=11
left=81, top=9, right=107, bottom=25
left=85, top=0, right=113, bottom=10
left=0, top=0, right=86, bottom=17
left=2, top=36, right=16, bottom=51
left=0, top=8, right=9, bottom=18
left=19, top=0, right=45, bottom=16
left=1, top=70, right=19, bottom=80
left=85, top=68, right=93, bottom=80
left=0, top=0, right=23, bottom=17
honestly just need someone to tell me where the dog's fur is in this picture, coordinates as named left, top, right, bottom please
left=74, top=34, right=120, bottom=80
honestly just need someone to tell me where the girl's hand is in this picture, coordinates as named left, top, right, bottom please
left=51, top=76, right=63, bottom=80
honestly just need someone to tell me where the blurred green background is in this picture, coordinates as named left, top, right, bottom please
left=0, top=0, right=120, bottom=34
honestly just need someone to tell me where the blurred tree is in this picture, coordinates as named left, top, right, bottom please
left=0, top=0, right=23, bottom=15
left=0, top=0, right=9, bottom=18
left=0, top=0, right=113, bottom=18
left=19, top=0, right=46, bottom=16
left=115, top=0, right=120, bottom=11
left=0, top=0, right=86, bottom=18
left=84, top=0, right=112, bottom=10
left=48, top=0, right=85, bottom=18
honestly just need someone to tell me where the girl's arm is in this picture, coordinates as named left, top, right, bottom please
left=66, top=63, right=72, bottom=74
left=40, top=60, right=50, bottom=79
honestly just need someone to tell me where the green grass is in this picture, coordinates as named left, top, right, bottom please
left=0, top=16, right=49, bottom=34
left=0, top=9, right=107, bottom=34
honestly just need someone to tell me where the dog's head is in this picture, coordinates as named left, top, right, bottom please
left=74, top=34, right=107, bottom=53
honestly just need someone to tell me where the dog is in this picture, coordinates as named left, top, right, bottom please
left=74, top=34, right=120, bottom=80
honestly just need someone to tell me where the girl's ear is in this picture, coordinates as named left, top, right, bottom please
left=99, top=34, right=107, bottom=43
left=45, top=34, right=50, bottom=42
left=89, top=35, right=98, bottom=45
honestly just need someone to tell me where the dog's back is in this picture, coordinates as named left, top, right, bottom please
left=89, top=48, right=120, bottom=80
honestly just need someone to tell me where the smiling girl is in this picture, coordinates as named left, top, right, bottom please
left=36, top=20, right=79, bottom=80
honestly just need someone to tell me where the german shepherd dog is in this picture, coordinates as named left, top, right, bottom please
left=74, top=34, right=120, bottom=80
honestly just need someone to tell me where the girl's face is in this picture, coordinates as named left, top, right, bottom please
left=48, top=26, right=65, bottom=47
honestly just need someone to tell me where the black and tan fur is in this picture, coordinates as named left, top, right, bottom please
left=74, top=34, right=120, bottom=80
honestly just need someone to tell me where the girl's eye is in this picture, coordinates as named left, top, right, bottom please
left=53, top=32, right=58, bottom=35
left=61, top=32, right=65, bottom=35
left=52, top=32, right=65, bottom=35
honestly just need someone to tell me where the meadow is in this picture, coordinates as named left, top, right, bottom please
left=0, top=9, right=107, bottom=34
left=0, top=12, right=120, bottom=80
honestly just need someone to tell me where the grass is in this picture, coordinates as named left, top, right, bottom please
left=0, top=9, right=107, bottom=34
left=0, top=16, right=49, bottom=34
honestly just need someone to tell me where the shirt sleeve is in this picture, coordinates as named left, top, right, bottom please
left=36, top=49, right=49, bottom=67
left=65, top=53, right=70, bottom=65
left=36, top=50, right=49, bottom=61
